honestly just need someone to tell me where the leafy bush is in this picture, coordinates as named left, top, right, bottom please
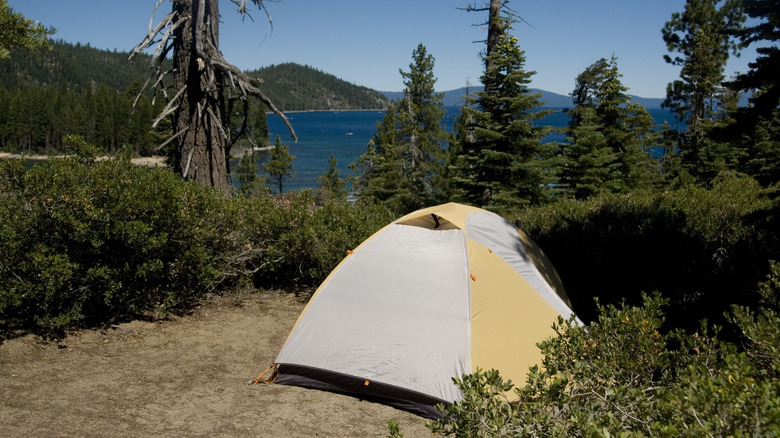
left=425, top=270, right=780, bottom=437
left=0, top=144, right=241, bottom=335
left=245, top=190, right=395, bottom=288
left=0, top=145, right=395, bottom=336
left=515, top=173, right=779, bottom=329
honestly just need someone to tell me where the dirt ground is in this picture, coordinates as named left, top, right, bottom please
left=0, top=291, right=432, bottom=437
left=0, top=152, right=167, bottom=168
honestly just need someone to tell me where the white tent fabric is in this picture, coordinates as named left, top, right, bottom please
left=271, top=203, right=578, bottom=418
left=275, top=224, right=471, bottom=404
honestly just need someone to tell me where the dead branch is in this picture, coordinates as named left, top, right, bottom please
left=153, top=86, right=186, bottom=128
left=154, top=127, right=189, bottom=151
left=132, top=0, right=297, bottom=153
left=211, top=57, right=297, bottom=141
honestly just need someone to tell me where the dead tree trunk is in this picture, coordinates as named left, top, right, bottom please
left=172, top=0, right=231, bottom=194
left=486, top=0, right=502, bottom=70
left=132, top=0, right=296, bottom=195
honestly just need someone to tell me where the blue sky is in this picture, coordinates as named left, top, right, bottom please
left=8, top=0, right=758, bottom=98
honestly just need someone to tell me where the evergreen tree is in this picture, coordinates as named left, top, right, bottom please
left=0, top=0, right=55, bottom=59
left=351, top=44, right=450, bottom=213
left=560, top=107, right=622, bottom=200
left=235, top=149, right=270, bottom=197
left=451, top=17, right=554, bottom=210
left=316, top=154, right=347, bottom=203
left=561, top=57, right=659, bottom=199
left=661, top=0, right=746, bottom=184
left=722, top=0, right=780, bottom=186
left=263, top=135, right=295, bottom=194
left=593, top=56, right=659, bottom=191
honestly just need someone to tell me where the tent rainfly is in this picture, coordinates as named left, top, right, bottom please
left=266, top=202, right=578, bottom=418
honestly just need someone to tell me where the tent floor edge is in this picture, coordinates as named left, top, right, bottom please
left=275, top=364, right=448, bottom=419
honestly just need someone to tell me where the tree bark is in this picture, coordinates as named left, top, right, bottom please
left=486, top=0, right=502, bottom=69
left=172, top=0, right=231, bottom=195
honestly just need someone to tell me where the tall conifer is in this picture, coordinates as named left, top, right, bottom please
left=351, top=44, right=450, bottom=213
left=661, top=0, right=746, bottom=184
left=561, top=57, right=659, bottom=199
left=451, top=17, right=554, bottom=211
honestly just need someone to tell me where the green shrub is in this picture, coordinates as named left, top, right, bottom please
left=0, top=141, right=394, bottom=336
left=0, top=145, right=240, bottom=335
left=245, top=191, right=395, bottom=288
left=515, top=173, right=779, bottom=329
left=426, top=277, right=780, bottom=437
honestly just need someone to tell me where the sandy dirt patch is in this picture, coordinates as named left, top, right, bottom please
left=0, top=152, right=167, bottom=168
left=0, top=291, right=431, bottom=437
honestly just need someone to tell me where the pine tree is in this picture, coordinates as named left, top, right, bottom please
left=351, top=44, right=450, bottom=213
left=235, top=150, right=269, bottom=197
left=560, top=56, right=660, bottom=199
left=560, top=107, right=621, bottom=199
left=451, top=17, right=554, bottom=211
left=317, top=154, right=347, bottom=203
left=722, top=0, right=780, bottom=186
left=661, top=0, right=746, bottom=184
left=0, top=0, right=55, bottom=59
left=263, top=135, right=295, bottom=194
left=594, top=56, right=659, bottom=190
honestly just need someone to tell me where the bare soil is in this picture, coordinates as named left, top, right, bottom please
left=0, top=152, right=167, bottom=167
left=0, top=291, right=431, bottom=437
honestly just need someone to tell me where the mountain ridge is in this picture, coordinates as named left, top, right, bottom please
left=0, top=40, right=668, bottom=111
left=380, top=87, right=666, bottom=109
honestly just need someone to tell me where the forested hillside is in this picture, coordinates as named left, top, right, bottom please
left=0, top=41, right=388, bottom=111
left=0, top=39, right=155, bottom=92
left=0, top=41, right=389, bottom=154
left=246, top=63, right=389, bottom=111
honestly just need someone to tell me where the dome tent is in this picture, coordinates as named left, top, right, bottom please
left=268, top=202, right=577, bottom=418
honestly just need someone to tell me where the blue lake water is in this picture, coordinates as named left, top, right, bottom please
left=263, top=106, right=678, bottom=192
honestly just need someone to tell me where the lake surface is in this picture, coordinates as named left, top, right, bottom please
left=262, top=106, right=678, bottom=192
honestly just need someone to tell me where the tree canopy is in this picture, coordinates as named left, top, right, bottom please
left=559, top=56, right=659, bottom=199
left=351, top=43, right=451, bottom=214
left=0, top=0, right=55, bottom=59
left=451, top=16, right=554, bottom=211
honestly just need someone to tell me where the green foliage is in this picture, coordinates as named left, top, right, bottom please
left=386, top=419, right=405, bottom=438
left=720, top=0, right=780, bottom=187
left=0, top=144, right=241, bottom=335
left=0, top=80, right=164, bottom=155
left=427, top=291, right=780, bottom=437
left=235, top=149, right=270, bottom=197
left=0, top=39, right=158, bottom=91
left=0, top=147, right=396, bottom=336
left=316, top=154, right=347, bottom=204
left=246, top=63, right=389, bottom=111
left=661, top=0, right=747, bottom=185
left=730, top=260, right=780, bottom=379
left=0, top=0, right=55, bottom=59
left=250, top=191, right=395, bottom=288
left=428, top=368, right=521, bottom=437
left=560, top=56, right=660, bottom=199
left=515, top=173, right=779, bottom=328
left=263, top=135, right=295, bottom=194
left=351, top=44, right=451, bottom=214
left=451, top=18, right=555, bottom=211
left=559, top=106, right=624, bottom=199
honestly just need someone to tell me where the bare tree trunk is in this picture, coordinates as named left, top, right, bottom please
left=172, top=0, right=231, bottom=195
left=486, top=0, right=502, bottom=69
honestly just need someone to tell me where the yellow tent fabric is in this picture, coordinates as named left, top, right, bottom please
left=272, top=202, right=577, bottom=418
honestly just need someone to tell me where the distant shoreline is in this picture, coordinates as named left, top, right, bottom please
left=266, top=108, right=387, bottom=115
left=0, top=152, right=167, bottom=168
